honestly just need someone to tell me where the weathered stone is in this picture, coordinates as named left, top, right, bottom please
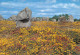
left=16, top=20, right=31, bottom=28
left=40, top=18, right=42, bottom=21
left=31, top=17, right=49, bottom=21
left=36, top=18, right=40, bottom=21
left=0, top=15, right=4, bottom=20
left=46, top=17, right=49, bottom=21
left=16, top=7, right=32, bottom=28
left=16, top=7, right=32, bottom=20
left=68, top=15, right=74, bottom=22
left=42, top=17, right=45, bottom=21
left=58, top=16, right=66, bottom=22
left=42, top=17, right=49, bottom=21
left=31, top=17, right=37, bottom=21
left=52, top=19, right=56, bottom=22
left=8, top=15, right=17, bottom=21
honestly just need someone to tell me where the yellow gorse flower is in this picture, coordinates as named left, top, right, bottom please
left=0, top=20, right=79, bottom=55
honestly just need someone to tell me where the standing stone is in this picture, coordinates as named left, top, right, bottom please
left=58, top=16, right=68, bottom=25
left=68, top=15, right=74, bottom=22
left=40, top=18, right=42, bottom=21
left=42, top=17, right=49, bottom=21
left=16, top=7, right=32, bottom=28
left=31, top=17, right=38, bottom=21
left=46, top=17, right=49, bottom=21
left=8, top=15, right=17, bottom=21
left=58, top=16, right=66, bottom=22
left=52, top=19, right=56, bottom=22
left=42, top=17, right=45, bottom=21
left=0, top=15, right=4, bottom=21
left=31, top=17, right=34, bottom=21
left=36, top=18, right=40, bottom=21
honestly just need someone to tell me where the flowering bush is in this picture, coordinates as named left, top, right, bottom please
left=0, top=21, right=80, bottom=55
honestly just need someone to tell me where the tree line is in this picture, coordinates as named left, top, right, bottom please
left=36, top=14, right=80, bottom=21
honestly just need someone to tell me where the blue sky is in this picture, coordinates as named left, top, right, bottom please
left=0, top=0, right=80, bottom=19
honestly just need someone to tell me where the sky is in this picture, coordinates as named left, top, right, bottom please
left=0, top=0, right=80, bottom=19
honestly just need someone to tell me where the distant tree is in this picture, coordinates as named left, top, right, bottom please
left=59, top=14, right=62, bottom=17
left=74, top=19, right=78, bottom=21
left=52, top=15, right=59, bottom=21
left=49, top=18, right=53, bottom=21
left=62, top=14, right=65, bottom=16
left=78, top=19, right=80, bottom=21
left=65, top=14, right=69, bottom=20
left=51, top=14, right=70, bottom=21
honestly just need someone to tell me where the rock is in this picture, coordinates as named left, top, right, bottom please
left=16, top=20, right=31, bottom=28
left=68, top=15, right=74, bottom=22
left=8, top=15, right=17, bottom=21
left=42, top=17, right=46, bottom=21
left=58, top=16, right=68, bottom=25
left=40, top=18, right=42, bottom=21
left=31, top=17, right=37, bottom=21
left=52, top=19, right=56, bottom=22
left=36, top=18, right=40, bottom=21
left=46, top=17, right=49, bottom=21
left=0, top=15, right=4, bottom=21
left=31, top=17, right=49, bottom=21
left=42, top=17, right=49, bottom=21
left=58, top=16, right=67, bottom=22
left=16, top=7, right=32, bottom=28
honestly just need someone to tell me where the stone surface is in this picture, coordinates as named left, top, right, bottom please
left=40, top=18, right=42, bottom=21
left=52, top=19, right=56, bottom=22
left=16, top=7, right=32, bottom=20
left=68, top=15, right=74, bottom=22
left=0, top=15, right=4, bottom=20
left=36, top=18, right=40, bottom=21
left=42, top=17, right=46, bottom=21
left=46, top=17, right=49, bottom=21
left=31, top=17, right=37, bottom=21
left=58, top=16, right=66, bottom=22
left=8, top=15, right=17, bottom=21
left=42, top=17, right=49, bottom=21
left=16, top=7, right=32, bottom=28
left=31, top=17, right=49, bottom=21
left=16, top=20, right=31, bottom=28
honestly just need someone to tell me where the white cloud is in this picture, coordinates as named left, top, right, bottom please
left=37, top=13, right=47, bottom=15
left=72, top=0, right=79, bottom=2
left=1, top=2, right=80, bottom=9
left=70, top=3, right=80, bottom=8
left=0, top=2, right=36, bottom=8
left=1, top=2, right=18, bottom=7
left=0, top=11, right=18, bottom=14
left=46, top=0, right=56, bottom=3
left=54, top=13, right=66, bottom=15
left=36, top=13, right=54, bottom=16
left=40, top=9, right=54, bottom=12
left=52, top=3, right=80, bottom=8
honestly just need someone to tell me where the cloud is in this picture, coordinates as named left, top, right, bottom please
left=46, top=0, right=56, bottom=3
left=36, top=13, right=55, bottom=16
left=37, top=13, right=47, bottom=15
left=0, top=2, right=36, bottom=8
left=0, top=0, right=80, bottom=19
left=72, top=0, right=79, bottom=2
left=52, top=3, right=80, bottom=8
left=1, top=2, right=80, bottom=9
left=40, top=9, right=54, bottom=12
left=54, top=13, right=64, bottom=15
left=0, top=11, right=18, bottom=14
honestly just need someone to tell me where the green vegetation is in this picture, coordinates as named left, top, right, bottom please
left=36, top=14, right=80, bottom=21
left=74, top=19, right=80, bottom=21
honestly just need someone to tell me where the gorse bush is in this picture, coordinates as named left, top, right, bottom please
left=0, top=21, right=80, bottom=55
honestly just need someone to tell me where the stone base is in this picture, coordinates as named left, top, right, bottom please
left=16, top=20, right=31, bottom=28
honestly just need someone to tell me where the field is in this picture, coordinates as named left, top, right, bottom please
left=0, top=20, right=80, bottom=55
